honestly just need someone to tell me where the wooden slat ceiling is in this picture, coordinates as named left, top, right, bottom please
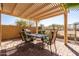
left=1, top=3, right=64, bottom=21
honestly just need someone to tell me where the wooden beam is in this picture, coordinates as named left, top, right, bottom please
left=24, top=4, right=45, bottom=18
left=33, top=4, right=61, bottom=18
left=3, top=3, right=17, bottom=14
left=26, top=4, right=51, bottom=18
left=20, top=4, right=34, bottom=17
left=28, top=4, right=60, bottom=18
left=34, top=7, right=60, bottom=18
left=26, top=3, right=50, bottom=18
left=35, top=9, right=62, bottom=19
left=38, top=11, right=64, bottom=20
left=11, top=4, right=17, bottom=14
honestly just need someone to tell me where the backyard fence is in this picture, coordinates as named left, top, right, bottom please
left=2, top=25, right=36, bottom=41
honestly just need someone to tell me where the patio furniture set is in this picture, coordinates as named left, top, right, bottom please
left=20, top=29, right=58, bottom=53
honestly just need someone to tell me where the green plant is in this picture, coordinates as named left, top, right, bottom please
left=66, top=3, right=79, bottom=9
left=16, top=20, right=28, bottom=28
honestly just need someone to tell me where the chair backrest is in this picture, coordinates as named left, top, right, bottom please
left=20, top=29, right=31, bottom=42
left=20, top=31, right=26, bottom=41
left=45, top=30, right=52, bottom=40
left=45, top=29, right=58, bottom=44
left=51, top=30, right=58, bottom=44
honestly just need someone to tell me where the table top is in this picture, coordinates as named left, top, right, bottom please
left=27, top=33, right=48, bottom=38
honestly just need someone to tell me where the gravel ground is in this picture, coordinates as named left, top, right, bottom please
left=0, top=38, right=79, bottom=56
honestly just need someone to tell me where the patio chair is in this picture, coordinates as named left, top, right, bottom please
left=45, top=29, right=58, bottom=53
left=20, top=29, right=33, bottom=43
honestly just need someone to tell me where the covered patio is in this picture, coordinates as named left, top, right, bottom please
left=0, top=3, right=79, bottom=56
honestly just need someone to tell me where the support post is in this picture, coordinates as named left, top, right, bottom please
left=74, top=24, right=77, bottom=42
left=64, top=8, right=68, bottom=45
left=0, top=3, right=2, bottom=46
left=36, top=20, right=38, bottom=34
left=0, top=12, right=1, bottom=46
left=61, top=4, right=68, bottom=45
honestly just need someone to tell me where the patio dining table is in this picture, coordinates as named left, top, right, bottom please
left=27, top=33, right=48, bottom=41
left=26, top=33, right=48, bottom=49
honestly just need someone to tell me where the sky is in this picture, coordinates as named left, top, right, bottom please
left=1, top=9, right=79, bottom=26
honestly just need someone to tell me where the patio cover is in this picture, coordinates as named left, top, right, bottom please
left=0, top=3, right=68, bottom=45
left=0, top=3, right=64, bottom=21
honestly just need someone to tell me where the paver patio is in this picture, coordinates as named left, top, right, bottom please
left=0, top=38, right=79, bottom=56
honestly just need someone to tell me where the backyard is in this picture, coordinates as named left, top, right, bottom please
left=0, top=3, right=79, bottom=56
